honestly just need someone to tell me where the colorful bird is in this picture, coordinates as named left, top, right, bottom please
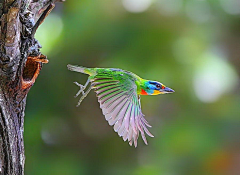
left=67, top=64, right=174, bottom=147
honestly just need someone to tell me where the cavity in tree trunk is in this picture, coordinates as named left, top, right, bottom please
left=0, top=0, right=63, bottom=174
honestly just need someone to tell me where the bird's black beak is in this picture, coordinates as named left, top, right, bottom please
left=161, top=87, right=175, bottom=93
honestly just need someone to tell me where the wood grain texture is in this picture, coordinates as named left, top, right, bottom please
left=0, top=0, right=60, bottom=174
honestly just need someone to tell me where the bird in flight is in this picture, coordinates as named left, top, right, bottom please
left=67, top=64, right=174, bottom=147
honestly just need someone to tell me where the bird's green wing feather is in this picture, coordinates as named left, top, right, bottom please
left=91, top=71, right=153, bottom=147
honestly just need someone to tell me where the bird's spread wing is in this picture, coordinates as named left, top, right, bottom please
left=91, top=73, right=154, bottom=147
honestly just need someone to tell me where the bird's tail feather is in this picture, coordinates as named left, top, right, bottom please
left=67, top=64, right=86, bottom=73
left=67, top=64, right=96, bottom=76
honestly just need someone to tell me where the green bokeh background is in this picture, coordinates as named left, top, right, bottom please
left=25, top=0, right=240, bottom=174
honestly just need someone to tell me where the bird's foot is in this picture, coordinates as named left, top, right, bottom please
left=76, top=86, right=92, bottom=107
left=74, top=82, right=85, bottom=98
left=73, top=78, right=91, bottom=107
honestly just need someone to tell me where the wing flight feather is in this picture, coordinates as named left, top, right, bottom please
left=91, top=73, right=153, bottom=147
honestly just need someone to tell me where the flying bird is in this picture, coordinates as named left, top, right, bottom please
left=67, top=64, right=174, bottom=147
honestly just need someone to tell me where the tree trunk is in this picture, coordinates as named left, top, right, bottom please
left=0, top=0, right=61, bottom=174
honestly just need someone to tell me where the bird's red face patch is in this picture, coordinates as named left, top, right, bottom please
left=141, top=89, right=148, bottom=95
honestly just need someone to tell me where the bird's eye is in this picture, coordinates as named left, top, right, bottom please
left=156, top=84, right=161, bottom=89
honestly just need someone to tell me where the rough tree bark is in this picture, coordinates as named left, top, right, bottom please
left=0, top=0, right=63, bottom=174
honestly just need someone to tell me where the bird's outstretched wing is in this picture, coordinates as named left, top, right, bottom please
left=91, top=72, right=154, bottom=147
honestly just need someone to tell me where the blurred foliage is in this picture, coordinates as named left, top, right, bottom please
left=26, top=0, right=240, bottom=174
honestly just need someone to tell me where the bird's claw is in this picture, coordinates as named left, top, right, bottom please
left=73, top=78, right=91, bottom=107
left=74, top=81, right=82, bottom=87
left=73, top=82, right=85, bottom=98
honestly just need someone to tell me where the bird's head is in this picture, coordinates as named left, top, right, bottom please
left=141, top=81, right=175, bottom=95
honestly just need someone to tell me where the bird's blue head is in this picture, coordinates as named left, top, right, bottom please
left=141, top=81, right=175, bottom=95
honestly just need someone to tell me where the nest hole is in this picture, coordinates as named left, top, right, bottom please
left=22, top=58, right=40, bottom=82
